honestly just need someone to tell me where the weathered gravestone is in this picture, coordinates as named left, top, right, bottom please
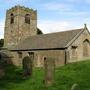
left=22, top=56, right=33, bottom=77
left=0, top=51, right=13, bottom=78
left=44, top=57, right=55, bottom=86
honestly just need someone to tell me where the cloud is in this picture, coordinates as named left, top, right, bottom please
left=66, top=0, right=82, bottom=3
left=0, top=20, right=5, bottom=39
left=85, top=0, right=90, bottom=4
left=38, top=19, right=90, bottom=34
left=38, top=20, right=76, bottom=34
left=67, top=12, right=88, bottom=16
left=58, top=11, right=89, bottom=17
left=5, top=0, right=29, bottom=5
left=8, top=0, right=21, bottom=1
left=66, top=0, right=90, bottom=4
left=41, top=2, right=72, bottom=11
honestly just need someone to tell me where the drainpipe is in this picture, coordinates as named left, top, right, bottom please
left=65, top=49, right=67, bottom=64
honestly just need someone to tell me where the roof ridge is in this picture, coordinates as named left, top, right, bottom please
left=31, top=28, right=84, bottom=38
left=45, top=28, right=83, bottom=34
left=13, top=28, right=84, bottom=50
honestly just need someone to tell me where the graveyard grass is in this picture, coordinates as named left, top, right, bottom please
left=0, top=60, right=90, bottom=90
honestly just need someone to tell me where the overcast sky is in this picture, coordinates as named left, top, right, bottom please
left=0, top=0, right=90, bottom=38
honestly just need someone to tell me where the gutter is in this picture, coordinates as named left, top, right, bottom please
left=10, top=47, right=67, bottom=52
left=65, top=49, right=67, bottom=64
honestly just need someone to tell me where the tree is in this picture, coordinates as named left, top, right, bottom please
left=0, top=39, right=4, bottom=47
left=37, top=28, right=43, bottom=34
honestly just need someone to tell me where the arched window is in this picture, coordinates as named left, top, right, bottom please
left=83, top=39, right=90, bottom=43
left=83, top=39, right=90, bottom=57
left=10, top=13, right=14, bottom=24
left=25, top=14, right=30, bottom=24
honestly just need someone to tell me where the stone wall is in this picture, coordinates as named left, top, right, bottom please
left=67, top=29, right=90, bottom=63
left=4, top=6, right=37, bottom=48
left=11, top=50, right=65, bottom=67
left=5, top=29, right=90, bottom=67
left=34, top=50, right=65, bottom=67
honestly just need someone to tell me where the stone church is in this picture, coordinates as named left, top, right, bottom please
left=2, top=5, right=90, bottom=67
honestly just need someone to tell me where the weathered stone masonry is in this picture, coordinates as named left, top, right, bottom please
left=3, top=5, right=90, bottom=67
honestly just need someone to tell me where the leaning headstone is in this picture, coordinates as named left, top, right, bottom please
left=71, top=83, right=80, bottom=90
left=44, top=57, right=55, bottom=86
left=22, top=56, right=33, bottom=77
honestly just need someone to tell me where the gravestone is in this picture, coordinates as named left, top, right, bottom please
left=44, top=57, right=55, bottom=86
left=22, top=56, right=33, bottom=77
left=0, top=51, right=13, bottom=78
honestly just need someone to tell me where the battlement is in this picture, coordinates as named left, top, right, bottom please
left=7, top=5, right=37, bottom=13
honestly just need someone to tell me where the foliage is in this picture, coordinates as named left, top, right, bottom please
left=37, top=28, right=43, bottom=34
left=0, top=60, right=90, bottom=90
left=0, top=39, right=4, bottom=47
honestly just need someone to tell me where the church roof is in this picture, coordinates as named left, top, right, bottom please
left=13, top=28, right=84, bottom=51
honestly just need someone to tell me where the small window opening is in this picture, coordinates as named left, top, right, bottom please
left=44, top=57, right=46, bottom=60
left=25, top=14, right=30, bottom=24
left=10, top=13, right=14, bottom=24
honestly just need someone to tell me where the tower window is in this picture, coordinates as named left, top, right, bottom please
left=25, top=14, right=30, bottom=24
left=10, top=13, right=14, bottom=24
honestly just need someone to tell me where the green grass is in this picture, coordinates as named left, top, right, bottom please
left=0, top=60, right=90, bottom=90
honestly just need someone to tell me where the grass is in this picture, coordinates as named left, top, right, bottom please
left=0, top=60, right=90, bottom=90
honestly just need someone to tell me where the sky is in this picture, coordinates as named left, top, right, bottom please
left=0, top=0, right=90, bottom=38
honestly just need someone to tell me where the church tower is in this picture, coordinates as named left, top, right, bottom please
left=4, top=5, right=37, bottom=48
